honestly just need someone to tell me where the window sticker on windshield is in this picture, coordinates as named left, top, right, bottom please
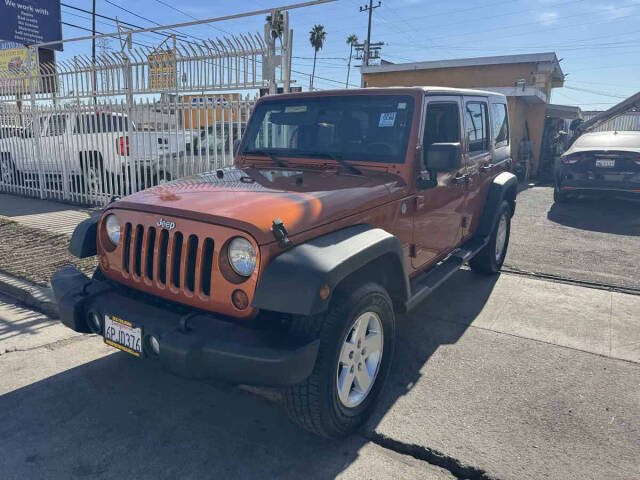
left=285, top=105, right=307, bottom=113
left=379, top=112, right=397, bottom=127
left=398, top=102, right=407, bottom=110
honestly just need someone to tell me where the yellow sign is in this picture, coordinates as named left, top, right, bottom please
left=148, top=50, right=176, bottom=90
left=182, top=94, right=243, bottom=129
left=0, top=46, right=38, bottom=90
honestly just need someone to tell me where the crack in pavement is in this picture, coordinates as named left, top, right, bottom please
left=363, top=431, right=499, bottom=480
left=0, top=334, right=92, bottom=357
left=501, top=265, right=640, bottom=296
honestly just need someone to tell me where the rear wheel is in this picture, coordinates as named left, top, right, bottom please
left=0, top=153, right=18, bottom=185
left=153, top=170, right=171, bottom=186
left=284, top=282, right=396, bottom=437
left=469, top=200, right=511, bottom=275
left=80, top=152, right=105, bottom=195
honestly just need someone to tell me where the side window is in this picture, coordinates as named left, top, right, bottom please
left=491, top=103, right=509, bottom=148
left=424, top=102, right=460, bottom=147
left=465, top=102, right=488, bottom=155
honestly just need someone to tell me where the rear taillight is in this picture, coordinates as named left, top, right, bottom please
left=561, top=153, right=582, bottom=164
left=118, top=136, right=130, bottom=156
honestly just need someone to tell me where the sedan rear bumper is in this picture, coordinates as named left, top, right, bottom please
left=556, top=169, right=640, bottom=197
left=51, top=266, right=319, bottom=387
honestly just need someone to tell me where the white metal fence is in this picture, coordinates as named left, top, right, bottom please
left=582, top=111, right=640, bottom=132
left=0, top=98, right=254, bottom=205
left=0, top=33, right=268, bottom=206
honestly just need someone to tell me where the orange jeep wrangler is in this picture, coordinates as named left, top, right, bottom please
left=52, top=87, right=516, bottom=437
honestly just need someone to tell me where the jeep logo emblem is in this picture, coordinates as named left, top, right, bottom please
left=156, top=218, right=176, bottom=230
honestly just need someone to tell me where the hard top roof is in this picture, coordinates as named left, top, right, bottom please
left=259, top=86, right=506, bottom=101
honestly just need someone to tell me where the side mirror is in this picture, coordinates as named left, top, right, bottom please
left=233, top=139, right=242, bottom=157
left=423, top=142, right=462, bottom=172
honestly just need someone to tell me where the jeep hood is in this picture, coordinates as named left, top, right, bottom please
left=112, top=167, right=403, bottom=245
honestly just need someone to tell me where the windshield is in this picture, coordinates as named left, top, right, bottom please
left=242, top=95, right=415, bottom=164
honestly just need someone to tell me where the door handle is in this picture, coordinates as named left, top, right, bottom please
left=481, top=163, right=492, bottom=172
left=452, top=173, right=469, bottom=185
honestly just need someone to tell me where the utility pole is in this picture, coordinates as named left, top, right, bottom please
left=91, top=0, right=97, bottom=104
left=359, top=0, right=381, bottom=86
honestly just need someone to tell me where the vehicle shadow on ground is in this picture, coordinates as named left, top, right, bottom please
left=0, top=304, right=57, bottom=343
left=547, top=197, right=640, bottom=236
left=0, top=193, right=97, bottom=218
left=0, top=270, right=499, bottom=479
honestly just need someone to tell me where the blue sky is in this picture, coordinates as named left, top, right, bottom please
left=56, top=0, right=640, bottom=110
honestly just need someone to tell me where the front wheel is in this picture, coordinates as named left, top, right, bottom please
left=469, top=200, right=512, bottom=275
left=284, top=282, right=396, bottom=437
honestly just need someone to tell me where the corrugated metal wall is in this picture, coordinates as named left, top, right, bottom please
left=582, top=111, right=640, bottom=132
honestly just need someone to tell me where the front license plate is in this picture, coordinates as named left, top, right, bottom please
left=595, top=159, right=615, bottom=168
left=104, top=315, right=142, bottom=357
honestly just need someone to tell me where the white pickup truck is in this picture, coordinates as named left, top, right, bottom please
left=0, top=110, right=195, bottom=196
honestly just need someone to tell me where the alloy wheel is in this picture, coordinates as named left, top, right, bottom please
left=495, top=212, right=508, bottom=262
left=336, top=311, right=384, bottom=408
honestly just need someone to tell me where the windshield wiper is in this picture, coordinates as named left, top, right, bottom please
left=302, top=152, right=361, bottom=175
left=244, top=149, right=289, bottom=168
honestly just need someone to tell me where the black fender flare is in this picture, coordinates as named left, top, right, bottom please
left=69, top=216, right=98, bottom=258
left=252, top=225, right=409, bottom=316
left=476, top=171, right=518, bottom=237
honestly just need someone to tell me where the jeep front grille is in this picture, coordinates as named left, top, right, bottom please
left=122, top=222, right=214, bottom=296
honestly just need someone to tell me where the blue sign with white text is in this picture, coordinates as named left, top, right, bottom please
left=0, top=0, right=63, bottom=51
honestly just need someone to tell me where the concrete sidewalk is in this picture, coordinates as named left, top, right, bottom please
left=1, top=270, right=638, bottom=479
left=0, top=193, right=97, bottom=236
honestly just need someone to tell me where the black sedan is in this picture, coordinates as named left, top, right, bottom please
left=554, top=131, right=640, bottom=203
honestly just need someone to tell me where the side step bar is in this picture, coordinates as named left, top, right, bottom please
left=404, top=235, right=489, bottom=312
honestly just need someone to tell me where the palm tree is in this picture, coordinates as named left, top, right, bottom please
left=309, top=24, right=326, bottom=91
left=345, top=34, right=358, bottom=88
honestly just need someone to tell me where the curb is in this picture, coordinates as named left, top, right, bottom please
left=0, top=271, right=59, bottom=318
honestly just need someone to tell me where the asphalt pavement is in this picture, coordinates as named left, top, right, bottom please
left=1, top=269, right=639, bottom=480
left=506, top=186, right=640, bottom=291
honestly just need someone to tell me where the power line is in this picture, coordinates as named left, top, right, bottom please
left=102, top=0, right=205, bottom=42
left=62, top=7, right=169, bottom=45
left=66, top=1, right=357, bottom=90
left=61, top=22, right=153, bottom=48
left=564, top=85, right=627, bottom=99
left=62, top=2, right=180, bottom=42
left=366, top=0, right=640, bottom=52
left=148, top=0, right=231, bottom=36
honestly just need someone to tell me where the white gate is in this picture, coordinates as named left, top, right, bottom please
left=0, top=34, right=266, bottom=205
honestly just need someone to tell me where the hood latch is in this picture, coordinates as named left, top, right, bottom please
left=272, top=218, right=292, bottom=250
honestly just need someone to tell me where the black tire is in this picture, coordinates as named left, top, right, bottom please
left=284, top=282, right=396, bottom=438
left=0, top=153, right=18, bottom=185
left=553, top=187, right=569, bottom=204
left=80, top=152, right=105, bottom=195
left=153, top=170, right=171, bottom=186
left=469, top=200, right=511, bottom=275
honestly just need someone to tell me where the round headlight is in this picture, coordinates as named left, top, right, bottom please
left=227, top=237, right=256, bottom=277
left=104, top=214, right=121, bottom=245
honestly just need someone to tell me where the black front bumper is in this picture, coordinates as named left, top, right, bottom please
left=51, top=267, right=319, bottom=387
